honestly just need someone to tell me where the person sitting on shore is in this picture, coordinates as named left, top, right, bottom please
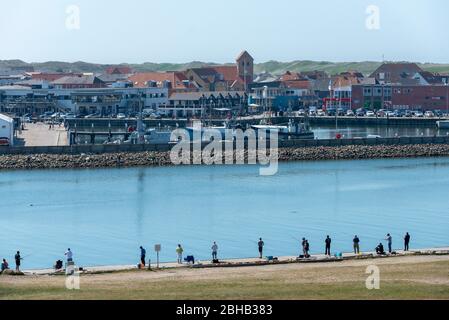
left=1, top=259, right=9, bottom=272
left=54, top=260, right=63, bottom=271
left=376, top=243, right=386, bottom=255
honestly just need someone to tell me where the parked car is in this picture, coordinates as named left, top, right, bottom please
left=376, top=109, right=387, bottom=117
left=385, top=111, right=396, bottom=117
left=0, top=137, right=10, bottom=146
left=355, top=108, right=366, bottom=117
left=317, top=109, right=326, bottom=116
left=116, top=113, right=126, bottom=119
left=297, top=109, right=305, bottom=116
left=413, top=111, right=424, bottom=117
left=424, top=111, right=434, bottom=118
left=404, top=110, right=413, bottom=117
left=366, top=110, right=375, bottom=117
left=434, top=110, right=443, bottom=117
left=84, top=113, right=100, bottom=119
left=346, top=110, right=355, bottom=117
left=21, top=116, right=32, bottom=123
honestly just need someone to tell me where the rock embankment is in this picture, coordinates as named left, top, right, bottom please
left=1, top=144, right=449, bottom=170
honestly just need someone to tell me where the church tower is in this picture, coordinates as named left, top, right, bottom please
left=236, top=50, right=254, bottom=87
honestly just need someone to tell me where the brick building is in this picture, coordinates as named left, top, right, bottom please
left=352, top=84, right=449, bottom=111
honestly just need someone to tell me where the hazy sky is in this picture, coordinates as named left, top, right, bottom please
left=1, top=0, right=448, bottom=64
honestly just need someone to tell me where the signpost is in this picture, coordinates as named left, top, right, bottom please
left=154, top=244, right=161, bottom=269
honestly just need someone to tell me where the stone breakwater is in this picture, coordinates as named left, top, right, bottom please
left=1, top=144, right=449, bottom=170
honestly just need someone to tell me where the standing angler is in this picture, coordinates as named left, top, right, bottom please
left=325, top=235, right=332, bottom=256
left=14, top=251, right=22, bottom=272
left=140, top=246, right=146, bottom=267
left=176, top=244, right=184, bottom=264
left=353, top=235, right=360, bottom=254
left=385, top=234, right=393, bottom=253
left=404, top=232, right=411, bottom=251
left=258, top=238, right=264, bottom=259
left=211, top=242, right=218, bottom=261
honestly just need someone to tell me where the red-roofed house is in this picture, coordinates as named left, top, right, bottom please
left=31, top=72, right=80, bottom=82
left=184, top=51, right=254, bottom=92
left=128, top=72, right=194, bottom=91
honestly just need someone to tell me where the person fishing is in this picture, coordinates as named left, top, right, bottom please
left=385, top=234, right=393, bottom=253
left=353, top=235, right=360, bottom=254
left=65, top=248, right=73, bottom=263
left=305, top=240, right=310, bottom=258
left=376, top=243, right=385, bottom=255
left=404, top=232, right=411, bottom=251
left=301, top=238, right=307, bottom=257
left=325, top=235, right=332, bottom=256
left=14, top=251, right=22, bottom=272
left=258, top=238, right=264, bottom=259
left=1, top=259, right=9, bottom=272
left=211, top=242, right=218, bottom=261
left=176, top=244, right=184, bottom=264
left=140, top=246, right=146, bottom=267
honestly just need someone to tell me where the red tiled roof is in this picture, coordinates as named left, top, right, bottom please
left=211, top=66, right=238, bottom=82
left=31, top=73, right=79, bottom=82
left=280, top=71, right=303, bottom=81
left=283, top=80, right=311, bottom=90
left=128, top=72, right=188, bottom=89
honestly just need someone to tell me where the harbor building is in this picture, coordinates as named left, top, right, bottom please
left=0, top=86, right=168, bottom=116
left=0, top=113, right=14, bottom=146
left=352, top=84, right=449, bottom=111
left=162, top=91, right=248, bottom=118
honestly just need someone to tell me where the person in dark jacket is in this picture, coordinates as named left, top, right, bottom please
left=258, top=238, right=264, bottom=259
left=305, top=240, right=310, bottom=258
left=404, top=232, right=411, bottom=251
left=301, top=238, right=307, bottom=257
left=353, top=236, right=360, bottom=254
left=376, top=243, right=385, bottom=255
left=325, top=236, right=332, bottom=256
left=140, top=246, right=146, bottom=266
left=14, top=251, right=22, bottom=272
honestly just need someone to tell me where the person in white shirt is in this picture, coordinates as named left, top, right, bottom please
left=65, top=248, right=73, bottom=262
left=211, top=242, right=218, bottom=260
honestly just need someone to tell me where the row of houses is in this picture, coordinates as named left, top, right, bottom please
left=0, top=86, right=249, bottom=118
left=1, top=52, right=449, bottom=114
left=248, top=63, right=449, bottom=112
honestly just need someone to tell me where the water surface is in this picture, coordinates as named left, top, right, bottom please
left=1, top=158, right=448, bottom=269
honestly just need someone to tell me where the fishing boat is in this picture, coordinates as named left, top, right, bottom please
left=437, top=120, right=449, bottom=129
left=251, top=119, right=315, bottom=140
